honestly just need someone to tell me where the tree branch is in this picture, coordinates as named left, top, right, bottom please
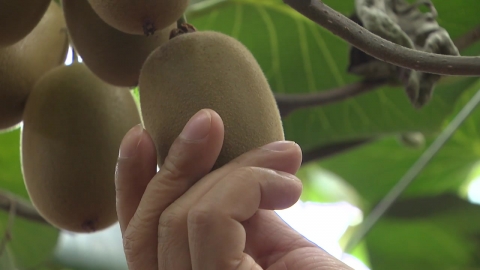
left=0, top=199, right=16, bottom=257
left=283, top=0, right=480, bottom=76
left=276, top=81, right=384, bottom=117
left=0, top=190, right=48, bottom=225
left=301, top=138, right=375, bottom=164
left=274, top=24, right=479, bottom=117
left=454, top=25, right=480, bottom=52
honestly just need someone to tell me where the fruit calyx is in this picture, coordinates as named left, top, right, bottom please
left=143, top=18, right=156, bottom=36
left=169, top=23, right=197, bottom=39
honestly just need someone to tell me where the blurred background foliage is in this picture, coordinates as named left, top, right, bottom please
left=0, top=0, right=479, bottom=269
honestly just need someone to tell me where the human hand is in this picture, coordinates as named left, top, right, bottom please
left=115, top=109, right=353, bottom=270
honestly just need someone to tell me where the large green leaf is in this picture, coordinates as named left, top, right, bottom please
left=0, top=248, right=17, bottom=270
left=297, top=162, right=364, bottom=206
left=0, top=128, right=28, bottom=200
left=0, top=203, right=59, bottom=269
left=368, top=219, right=472, bottom=269
left=0, top=129, right=59, bottom=269
left=433, top=0, right=480, bottom=42
left=187, top=0, right=480, bottom=151
left=366, top=194, right=480, bottom=269
left=319, top=79, right=480, bottom=204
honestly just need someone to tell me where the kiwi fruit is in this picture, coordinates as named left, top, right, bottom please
left=0, top=1, right=68, bottom=131
left=63, top=0, right=176, bottom=87
left=139, top=31, right=284, bottom=169
left=87, top=0, right=188, bottom=35
left=21, top=63, right=141, bottom=233
left=0, top=0, right=50, bottom=47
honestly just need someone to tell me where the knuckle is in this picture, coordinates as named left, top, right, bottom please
left=122, top=223, right=141, bottom=263
left=230, top=144, right=284, bottom=167
left=228, top=153, right=249, bottom=166
left=158, top=205, right=184, bottom=233
left=230, top=166, right=258, bottom=183
left=157, top=205, right=187, bottom=259
left=187, top=206, right=215, bottom=228
left=123, top=232, right=135, bottom=255
left=230, top=148, right=265, bottom=166
left=161, top=153, right=186, bottom=181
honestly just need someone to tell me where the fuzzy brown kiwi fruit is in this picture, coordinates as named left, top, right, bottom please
left=63, top=0, right=176, bottom=87
left=0, top=1, right=68, bottom=131
left=21, top=63, right=141, bottom=233
left=0, top=0, right=50, bottom=47
left=139, top=30, right=284, bottom=169
left=87, top=0, right=188, bottom=36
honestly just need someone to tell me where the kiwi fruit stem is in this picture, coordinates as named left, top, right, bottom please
left=66, top=33, right=79, bottom=64
left=71, top=47, right=79, bottom=64
left=170, top=23, right=197, bottom=39
left=177, top=14, right=187, bottom=27
left=142, top=19, right=156, bottom=36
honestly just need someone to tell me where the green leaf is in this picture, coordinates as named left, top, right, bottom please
left=368, top=219, right=472, bottom=270
left=0, top=248, right=17, bottom=270
left=0, top=129, right=59, bottom=269
left=386, top=194, right=480, bottom=235
left=0, top=128, right=28, bottom=200
left=462, top=41, right=480, bottom=57
left=433, top=0, right=480, bottom=42
left=366, top=194, right=480, bottom=269
left=319, top=79, right=480, bottom=203
left=0, top=210, right=59, bottom=269
left=297, top=162, right=364, bottom=206
left=187, top=0, right=480, bottom=152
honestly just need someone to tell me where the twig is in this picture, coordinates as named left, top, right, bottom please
left=0, top=196, right=16, bottom=257
left=276, top=81, right=384, bottom=117
left=0, top=191, right=48, bottom=225
left=71, top=46, right=78, bottom=64
left=177, top=14, right=188, bottom=27
left=274, top=26, right=479, bottom=117
left=301, top=138, right=375, bottom=164
left=455, top=25, right=480, bottom=52
left=345, top=88, right=480, bottom=253
left=283, top=0, right=480, bottom=76
left=64, top=29, right=78, bottom=64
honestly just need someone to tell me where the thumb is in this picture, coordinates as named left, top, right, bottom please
left=121, top=109, right=225, bottom=270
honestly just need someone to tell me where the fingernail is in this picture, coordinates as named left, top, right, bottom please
left=180, top=110, right=211, bottom=141
left=261, top=141, right=296, bottom=152
left=119, top=124, right=143, bottom=159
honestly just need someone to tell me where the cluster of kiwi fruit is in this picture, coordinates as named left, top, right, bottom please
left=1, top=0, right=284, bottom=233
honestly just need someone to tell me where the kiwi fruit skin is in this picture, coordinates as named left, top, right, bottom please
left=139, top=31, right=284, bottom=169
left=87, top=0, right=188, bottom=35
left=0, top=1, right=68, bottom=131
left=21, top=63, right=141, bottom=233
left=63, top=0, right=175, bottom=87
left=0, top=0, right=50, bottom=47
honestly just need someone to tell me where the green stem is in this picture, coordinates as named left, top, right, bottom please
left=177, top=14, right=188, bottom=27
